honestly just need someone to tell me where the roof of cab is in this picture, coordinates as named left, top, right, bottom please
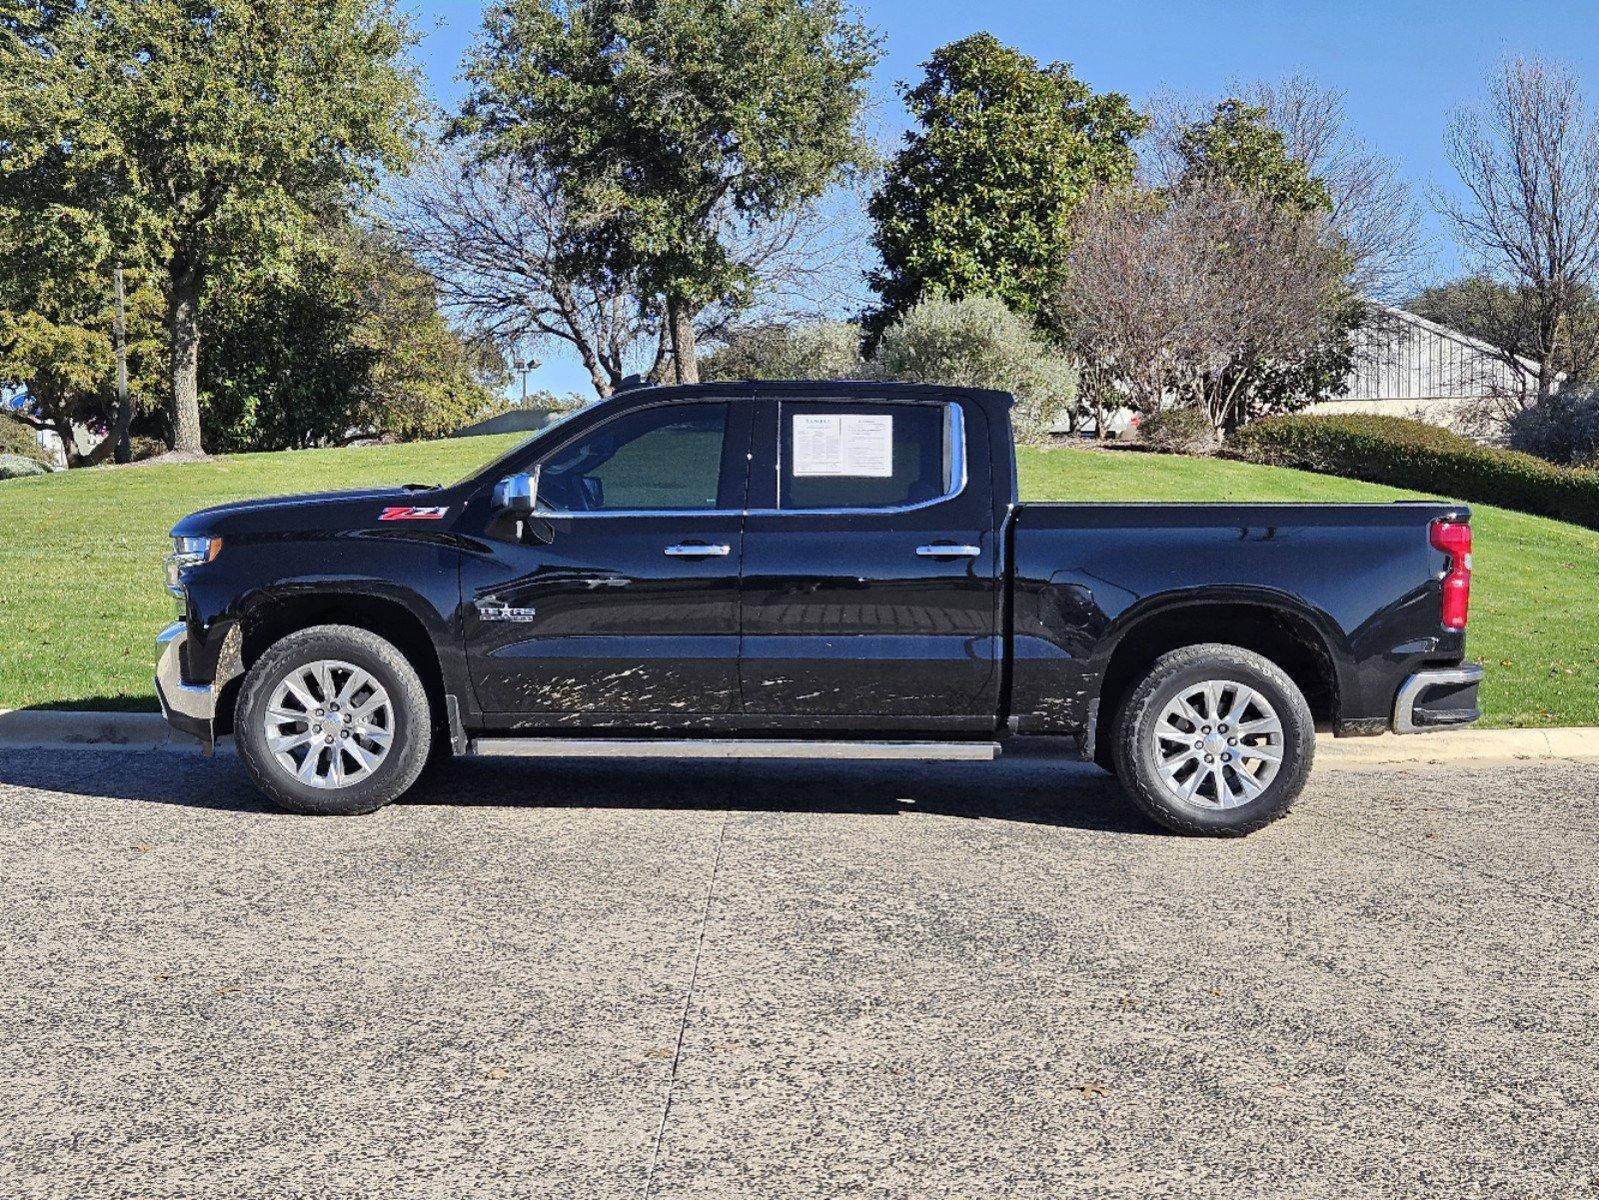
left=615, top=379, right=1016, bottom=405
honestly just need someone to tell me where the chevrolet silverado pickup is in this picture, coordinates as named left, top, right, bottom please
left=157, top=381, right=1483, bottom=835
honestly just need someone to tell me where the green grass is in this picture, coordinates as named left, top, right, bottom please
left=1020, top=448, right=1599, bottom=728
left=1, top=437, right=1593, bottom=726
left=0, top=436, right=522, bottom=712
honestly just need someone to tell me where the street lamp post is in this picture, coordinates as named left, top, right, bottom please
left=516, top=358, right=540, bottom=406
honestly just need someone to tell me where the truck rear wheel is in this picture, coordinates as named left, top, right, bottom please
left=1111, top=643, right=1313, bottom=836
left=234, top=624, right=432, bottom=816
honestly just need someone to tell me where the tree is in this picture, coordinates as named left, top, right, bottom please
left=1149, top=78, right=1426, bottom=304
left=1439, top=56, right=1599, bottom=405
left=0, top=7, right=163, bottom=465
left=872, top=295, right=1074, bottom=442
left=200, top=225, right=506, bottom=452
left=1174, top=100, right=1332, bottom=213
left=389, top=148, right=659, bottom=398
left=867, top=33, right=1145, bottom=337
left=1164, top=96, right=1362, bottom=424
left=1058, top=182, right=1351, bottom=436
left=458, top=0, right=878, bottom=385
left=388, top=144, right=868, bottom=397
left=0, top=198, right=164, bottom=466
left=1, top=0, right=424, bottom=454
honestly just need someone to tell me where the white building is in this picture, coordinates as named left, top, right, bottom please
left=1061, top=304, right=1544, bottom=439
left=1313, top=305, right=1543, bottom=431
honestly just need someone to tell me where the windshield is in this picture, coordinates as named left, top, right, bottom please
left=450, top=405, right=588, bottom=488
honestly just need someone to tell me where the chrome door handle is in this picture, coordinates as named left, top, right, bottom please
left=664, top=543, right=731, bottom=557
left=916, top=544, right=982, bottom=558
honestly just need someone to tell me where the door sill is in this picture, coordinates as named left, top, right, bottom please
left=466, top=737, right=1001, bottom=762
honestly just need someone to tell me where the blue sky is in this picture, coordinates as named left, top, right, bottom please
left=404, top=0, right=1599, bottom=396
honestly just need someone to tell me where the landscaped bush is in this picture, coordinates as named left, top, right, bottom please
left=1231, top=412, right=1599, bottom=529
left=1137, top=406, right=1215, bottom=454
left=127, top=435, right=167, bottom=462
left=873, top=295, right=1076, bottom=443
left=1506, top=390, right=1599, bottom=466
left=0, top=411, right=54, bottom=468
left=0, top=453, right=48, bottom=479
left=702, top=319, right=866, bottom=382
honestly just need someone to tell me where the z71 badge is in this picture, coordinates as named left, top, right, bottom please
left=378, top=505, right=450, bottom=521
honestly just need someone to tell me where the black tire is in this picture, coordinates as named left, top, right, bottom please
left=234, top=624, right=432, bottom=815
left=1110, top=643, right=1314, bottom=836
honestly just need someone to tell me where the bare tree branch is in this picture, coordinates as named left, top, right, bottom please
left=1059, top=182, right=1353, bottom=435
left=382, top=143, right=872, bottom=398
left=1437, top=56, right=1599, bottom=403
left=381, top=145, right=654, bottom=398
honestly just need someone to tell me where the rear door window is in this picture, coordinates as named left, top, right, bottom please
left=778, top=401, right=962, bottom=511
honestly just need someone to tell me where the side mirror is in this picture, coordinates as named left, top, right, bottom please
left=492, top=469, right=539, bottom=514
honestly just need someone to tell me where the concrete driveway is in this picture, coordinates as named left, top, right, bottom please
left=0, top=745, right=1595, bottom=1199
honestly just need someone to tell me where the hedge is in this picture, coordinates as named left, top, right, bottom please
left=1230, top=413, right=1599, bottom=530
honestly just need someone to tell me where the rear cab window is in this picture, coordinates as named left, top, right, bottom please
left=777, top=399, right=964, bottom=512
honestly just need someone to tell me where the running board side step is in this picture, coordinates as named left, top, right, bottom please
left=466, top=738, right=1001, bottom=762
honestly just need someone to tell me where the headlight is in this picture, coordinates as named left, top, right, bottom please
left=173, top=535, right=224, bottom=562
left=165, top=535, right=223, bottom=598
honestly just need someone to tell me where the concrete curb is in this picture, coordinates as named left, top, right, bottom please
left=3, top=709, right=1598, bottom=766
left=0, top=710, right=220, bottom=754
left=1313, top=727, right=1599, bottom=768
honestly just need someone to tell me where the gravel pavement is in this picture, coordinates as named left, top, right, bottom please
left=1, top=746, right=1595, bottom=1199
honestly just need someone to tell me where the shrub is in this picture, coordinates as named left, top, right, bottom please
left=0, top=411, right=54, bottom=467
left=702, top=319, right=866, bottom=382
left=129, top=435, right=167, bottom=462
left=0, top=453, right=48, bottom=479
left=1232, top=413, right=1599, bottom=529
left=872, top=295, right=1075, bottom=442
left=1506, top=391, right=1599, bottom=466
left=1137, top=406, right=1215, bottom=454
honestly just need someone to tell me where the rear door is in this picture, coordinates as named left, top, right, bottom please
left=737, top=393, right=1002, bottom=727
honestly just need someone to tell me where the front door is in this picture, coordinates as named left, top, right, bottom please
left=738, top=394, right=1002, bottom=728
left=462, top=399, right=751, bottom=722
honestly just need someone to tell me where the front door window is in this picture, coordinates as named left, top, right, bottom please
left=537, top=403, right=731, bottom=513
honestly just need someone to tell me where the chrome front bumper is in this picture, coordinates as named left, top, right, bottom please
left=155, top=621, right=221, bottom=749
left=1393, top=663, right=1485, bottom=734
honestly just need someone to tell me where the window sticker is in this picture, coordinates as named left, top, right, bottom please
left=791, top=413, right=893, bottom=477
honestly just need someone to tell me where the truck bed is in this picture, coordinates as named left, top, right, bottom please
left=1005, top=500, right=1471, bottom=738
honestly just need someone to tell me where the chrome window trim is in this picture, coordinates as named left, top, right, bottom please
left=511, top=394, right=970, bottom=520
left=768, top=398, right=968, bottom=517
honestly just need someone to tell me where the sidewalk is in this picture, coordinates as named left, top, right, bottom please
left=3, top=708, right=1597, bottom=766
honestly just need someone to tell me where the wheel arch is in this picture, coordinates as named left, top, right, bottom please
left=216, top=588, right=447, bottom=737
left=1094, top=595, right=1342, bottom=747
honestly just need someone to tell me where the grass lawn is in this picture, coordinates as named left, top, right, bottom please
left=1, top=437, right=1593, bottom=726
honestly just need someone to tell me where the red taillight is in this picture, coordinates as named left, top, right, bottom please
left=1430, top=519, right=1472, bottom=631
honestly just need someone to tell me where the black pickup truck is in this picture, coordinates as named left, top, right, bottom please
left=157, top=381, right=1483, bottom=835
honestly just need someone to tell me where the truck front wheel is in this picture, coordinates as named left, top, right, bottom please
left=234, top=624, right=432, bottom=816
left=1111, top=643, right=1314, bottom=836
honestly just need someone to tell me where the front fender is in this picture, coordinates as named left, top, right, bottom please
left=174, top=531, right=468, bottom=707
